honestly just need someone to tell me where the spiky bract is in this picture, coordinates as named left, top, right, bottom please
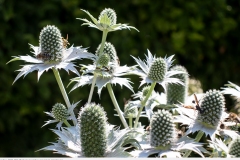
left=166, top=65, right=188, bottom=104
left=197, top=89, right=225, bottom=127
left=78, top=103, right=107, bottom=157
left=150, top=110, right=175, bottom=148
left=39, top=25, right=63, bottom=62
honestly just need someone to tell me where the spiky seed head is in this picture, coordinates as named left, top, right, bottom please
left=148, top=57, right=166, bottom=82
left=229, top=138, right=240, bottom=157
left=150, top=110, right=175, bottom=148
left=99, top=8, right=117, bottom=25
left=96, top=42, right=118, bottom=64
left=124, top=102, right=138, bottom=118
left=78, top=103, right=107, bottom=157
left=197, top=89, right=225, bottom=128
left=52, top=103, right=69, bottom=122
left=166, top=65, right=188, bottom=104
left=39, top=25, right=63, bottom=62
left=97, top=53, right=110, bottom=66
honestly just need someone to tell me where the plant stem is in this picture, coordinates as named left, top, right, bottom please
left=87, top=30, right=108, bottom=104
left=183, top=130, right=204, bottom=157
left=129, top=117, right=132, bottom=128
left=134, top=81, right=157, bottom=128
left=107, top=83, right=128, bottom=128
left=52, top=68, right=75, bottom=125
left=63, top=120, right=71, bottom=127
left=87, top=72, right=97, bottom=104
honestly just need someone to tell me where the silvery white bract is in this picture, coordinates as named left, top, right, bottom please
left=221, top=81, right=240, bottom=98
left=39, top=124, right=132, bottom=157
left=208, top=138, right=234, bottom=158
left=131, top=50, right=185, bottom=90
left=8, top=44, right=94, bottom=83
left=130, top=135, right=207, bottom=158
left=69, top=55, right=136, bottom=95
left=78, top=9, right=139, bottom=32
left=43, top=101, right=80, bottom=129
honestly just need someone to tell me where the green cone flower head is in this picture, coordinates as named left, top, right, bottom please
left=39, top=25, right=63, bottom=62
left=229, top=138, right=240, bottom=157
left=99, top=8, right=117, bottom=26
left=124, top=101, right=138, bottom=118
left=150, top=109, right=175, bottom=149
left=78, top=103, right=107, bottom=157
left=52, top=103, right=69, bottom=122
left=166, top=65, right=188, bottom=104
left=97, top=53, right=110, bottom=66
left=197, top=89, right=225, bottom=128
left=96, top=42, right=118, bottom=64
left=148, top=57, right=167, bottom=82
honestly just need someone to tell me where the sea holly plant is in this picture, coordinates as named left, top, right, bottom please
left=8, top=8, right=240, bottom=158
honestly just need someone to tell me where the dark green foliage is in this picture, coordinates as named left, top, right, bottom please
left=1, top=0, right=240, bottom=156
left=79, top=103, right=107, bottom=157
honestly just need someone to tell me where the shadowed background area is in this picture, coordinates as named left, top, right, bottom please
left=1, top=0, right=240, bottom=157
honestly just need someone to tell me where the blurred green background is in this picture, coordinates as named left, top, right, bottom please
left=1, top=0, right=240, bottom=157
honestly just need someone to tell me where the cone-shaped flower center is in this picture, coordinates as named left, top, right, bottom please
left=99, top=8, right=117, bottom=25
left=52, top=103, right=69, bottom=121
left=150, top=110, right=175, bottom=148
left=78, top=103, right=107, bottom=157
left=167, top=65, right=188, bottom=104
left=148, top=58, right=166, bottom=82
left=229, top=138, right=240, bottom=157
left=38, top=25, right=63, bottom=62
left=96, top=42, right=118, bottom=64
left=197, top=89, right=225, bottom=128
left=97, top=53, right=110, bottom=67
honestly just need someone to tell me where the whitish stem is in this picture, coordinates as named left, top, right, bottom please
left=107, top=83, right=128, bottom=128
left=52, top=68, right=75, bottom=125
left=183, top=130, right=204, bottom=157
left=87, top=30, right=108, bottom=104
left=87, top=72, right=97, bottom=104
left=134, top=81, right=157, bottom=128
left=63, top=120, right=71, bottom=127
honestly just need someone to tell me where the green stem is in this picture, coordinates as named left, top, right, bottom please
left=63, top=120, right=71, bottom=127
left=52, top=68, right=75, bottom=125
left=183, top=130, right=204, bottom=157
left=107, top=83, right=128, bottom=128
left=129, top=117, right=133, bottom=128
left=134, top=82, right=157, bottom=128
left=87, top=30, right=108, bottom=104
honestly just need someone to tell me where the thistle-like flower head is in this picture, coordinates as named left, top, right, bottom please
left=166, top=65, right=189, bottom=104
left=124, top=100, right=138, bottom=118
left=150, top=110, right=175, bottom=149
left=78, top=103, right=107, bottom=157
left=43, top=102, right=80, bottom=129
left=78, top=8, right=139, bottom=32
left=69, top=42, right=135, bottom=96
left=175, top=91, right=238, bottom=140
left=228, top=138, right=240, bottom=157
left=131, top=50, right=185, bottom=90
left=197, top=89, right=225, bottom=128
left=7, top=25, right=94, bottom=83
left=52, top=103, right=69, bottom=122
